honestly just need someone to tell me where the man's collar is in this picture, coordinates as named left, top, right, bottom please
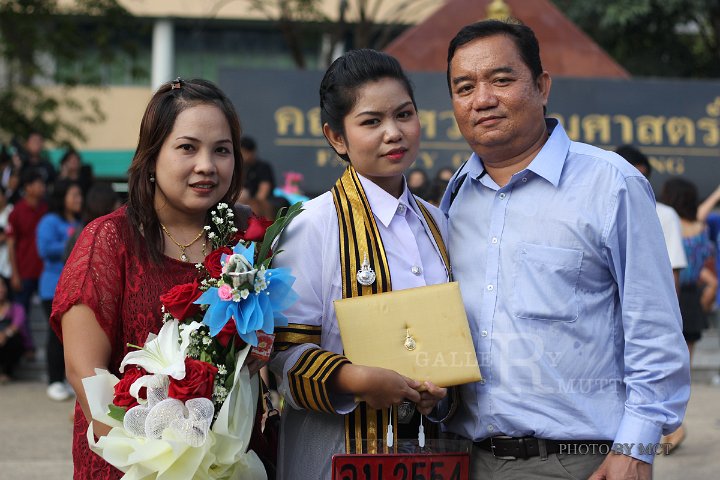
left=464, top=118, right=570, bottom=187
left=356, top=173, right=410, bottom=228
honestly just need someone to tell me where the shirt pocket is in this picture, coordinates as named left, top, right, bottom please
left=511, top=242, right=583, bottom=322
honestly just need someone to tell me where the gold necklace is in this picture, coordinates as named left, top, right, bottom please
left=160, top=223, right=205, bottom=262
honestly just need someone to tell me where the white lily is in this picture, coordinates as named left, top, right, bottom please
left=120, top=320, right=203, bottom=380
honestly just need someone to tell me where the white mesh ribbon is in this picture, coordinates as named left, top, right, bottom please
left=122, top=374, right=214, bottom=448
left=84, top=346, right=266, bottom=479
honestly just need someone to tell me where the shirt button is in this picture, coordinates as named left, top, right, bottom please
left=411, top=266, right=422, bottom=275
left=481, top=330, right=488, bottom=337
left=498, top=193, right=506, bottom=199
left=487, top=425, right=494, bottom=432
left=522, top=177, right=528, bottom=183
left=397, top=204, right=406, bottom=214
left=479, top=378, right=486, bottom=385
left=487, top=284, right=494, bottom=291
left=491, top=237, right=498, bottom=244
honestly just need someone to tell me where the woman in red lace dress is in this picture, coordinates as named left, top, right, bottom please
left=50, top=78, right=245, bottom=479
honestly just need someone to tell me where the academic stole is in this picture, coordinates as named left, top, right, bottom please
left=331, top=166, right=450, bottom=454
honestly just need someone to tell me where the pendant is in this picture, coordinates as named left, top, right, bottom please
left=404, top=329, right=416, bottom=351
left=356, top=253, right=376, bottom=286
left=397, top=401, right=416, bottom=424
left=181, top=254, right=188, bottom=262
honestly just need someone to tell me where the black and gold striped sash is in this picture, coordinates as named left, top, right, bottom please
left=332, top=166, right=450, bottom=454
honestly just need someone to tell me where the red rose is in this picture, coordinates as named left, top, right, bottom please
left=160, top=279, right=202, bottom=320
left=215, top=319, right=245, bottom=348
left=113, top=366, right=147, bottom=409
left=204, top=247, right=232, bottom=278
left=168, top=358, right=218, bottom=402
left=239, top=215, right=273, bottom=242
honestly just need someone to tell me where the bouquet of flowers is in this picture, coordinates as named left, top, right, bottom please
left=82, top=202, right=302, bottom=480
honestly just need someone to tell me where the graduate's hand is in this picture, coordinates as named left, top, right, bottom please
left=416, top=381, right=447, bottom=415
left=331, top=364, right=421, bottom=410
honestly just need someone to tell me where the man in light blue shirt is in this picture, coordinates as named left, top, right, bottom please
left=440, top=20, right=690, bottom=480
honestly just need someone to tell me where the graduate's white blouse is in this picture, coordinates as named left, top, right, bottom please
left=271, top=173, right=449, bottom=412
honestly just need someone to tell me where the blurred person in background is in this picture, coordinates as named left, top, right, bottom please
left=0, top=276, right=26, bottom=383
left=0, top=186, right=14, bottom=283
left=64, top=182, right=119, bottom=261
left=690, top=182, right=720, bottom=386
left=407, top=167, right=430, bottom=199
left=58, top=148, right=94, bottom=196
left=7, top=170, right=48, bottom=358
left=426, top=166, right=456, bottom=206
left=18, top=131, right=56, bottom=185
left=661, top=177, right=717, bottom=363
left=37, top=179, right=83, bottom=401
left=239, top=135, right=277, bottom=218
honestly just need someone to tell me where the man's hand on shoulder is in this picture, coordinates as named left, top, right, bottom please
left=588, top=453, right=651, bottom=480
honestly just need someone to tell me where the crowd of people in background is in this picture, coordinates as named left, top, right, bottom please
left=0, top=132, right=122, bottom=403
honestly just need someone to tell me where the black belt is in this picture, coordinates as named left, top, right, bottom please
left=475, top=436, right=614, bottom=460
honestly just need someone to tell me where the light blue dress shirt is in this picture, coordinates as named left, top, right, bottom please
left=440, top=119, right=690, bottom=463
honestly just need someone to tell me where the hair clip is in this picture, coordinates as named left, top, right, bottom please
left=171, top=77, right=182, bottom=90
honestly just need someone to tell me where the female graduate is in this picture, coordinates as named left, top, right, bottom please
left=269, top=49, right=452, bottom=479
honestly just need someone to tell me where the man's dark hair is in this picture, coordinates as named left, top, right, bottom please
left=240, top=136, right=257, bottom=152
left=446, top=20, right=543, bottom=95
left=615, top=144, right=651, bottom=178
left=320, top=48, right=416, bottom=162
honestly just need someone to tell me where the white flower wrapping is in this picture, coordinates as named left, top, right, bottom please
left=82, top=329, right=266, bottom=480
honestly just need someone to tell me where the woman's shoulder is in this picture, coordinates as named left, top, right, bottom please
left=278, top=193, right=336, bottom=244
left=289, top=193, right=336, bottom=227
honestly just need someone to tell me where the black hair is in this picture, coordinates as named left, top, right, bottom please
left=60, top=148, right=80, bottom=166
left=447, top=20, right=543, bottom=95
left=20, top=169, right=44, bottom=189
left=47, top=179, right=81, bottom=217
left=320, top=48, right=416, bottom=162
left=615, top=145, right=651, bottom=178
left=240, top=136, right=257, bottom=152
left=83, top=182, right=118, bottom=223
left=661, top=177, right=699, bottom=221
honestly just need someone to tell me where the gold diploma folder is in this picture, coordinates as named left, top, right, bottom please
left=334, top=282, right=482, bottom=387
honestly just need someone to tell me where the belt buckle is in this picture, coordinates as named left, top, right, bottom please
left=490, top=435, right=518, bottom=460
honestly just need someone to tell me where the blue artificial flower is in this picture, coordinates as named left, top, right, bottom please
left=194, top=240, right=298, bottom=346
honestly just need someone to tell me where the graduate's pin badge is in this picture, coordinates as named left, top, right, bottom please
left=356, top=253, right=376, bottom=286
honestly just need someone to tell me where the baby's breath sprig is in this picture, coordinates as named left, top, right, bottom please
left=207, top=203, right=239, bottom=251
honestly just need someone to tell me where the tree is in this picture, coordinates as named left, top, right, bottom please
left=246, top=0, right=442, bottom=69
left=246, top=0, right=326, bottom=69
left=0, top=0, right=140, bottom=146
left=552, top=0, right=720, bottom=78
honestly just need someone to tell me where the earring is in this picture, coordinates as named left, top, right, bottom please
left=150, top=173, right=155, bottom=183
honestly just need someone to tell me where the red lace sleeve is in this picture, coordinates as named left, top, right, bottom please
left=50, top=211, right=127, bottom=345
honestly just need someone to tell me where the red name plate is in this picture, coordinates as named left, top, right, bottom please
left=332, top=453, right=469, bottom=480
left=249, top=332, right=274, bottom=362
